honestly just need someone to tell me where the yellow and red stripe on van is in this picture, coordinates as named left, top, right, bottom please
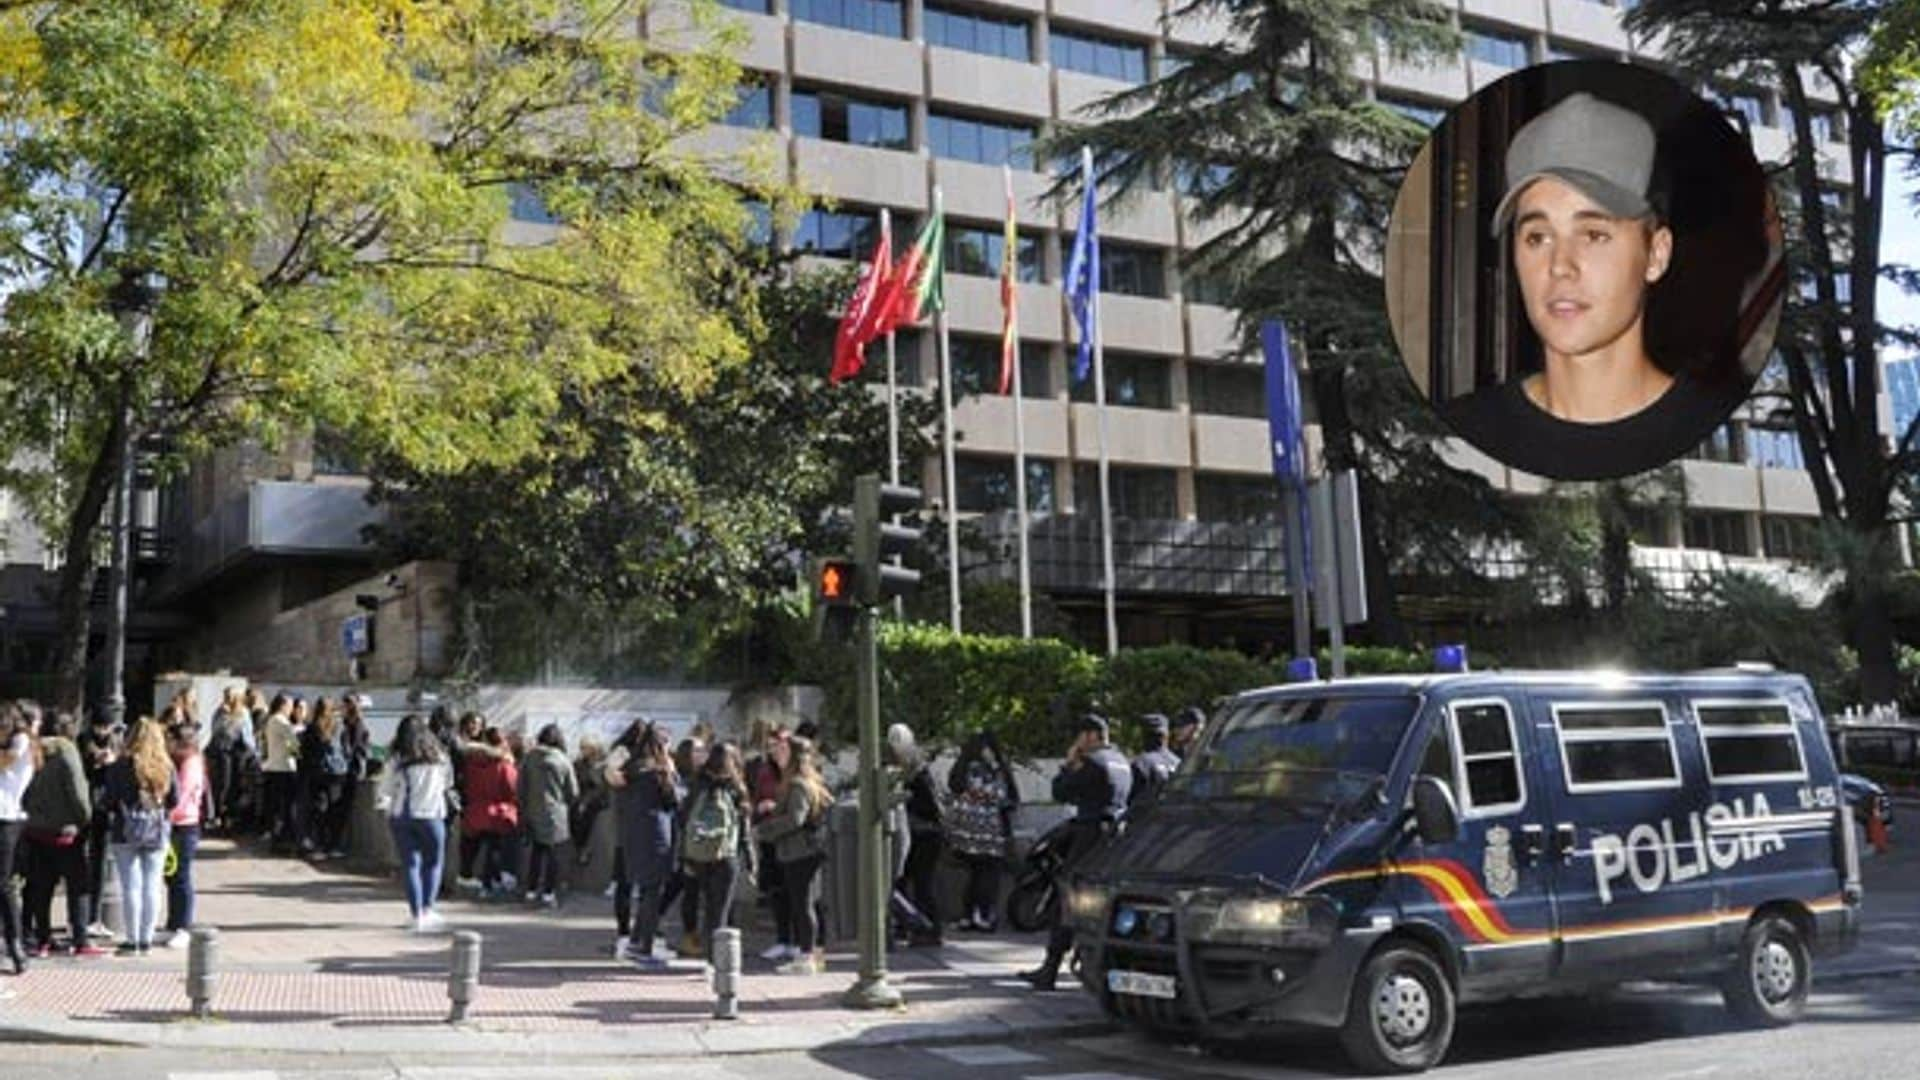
left=1299, top=860, right=1846, bottom=946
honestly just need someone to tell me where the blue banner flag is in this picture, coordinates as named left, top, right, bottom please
left=1064, top=151, right=1100, bottom=384
left=1263, top=319, right=1312, bottom=592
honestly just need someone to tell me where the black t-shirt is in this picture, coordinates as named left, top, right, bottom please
left=1439, top=371, right=1745, bottom=481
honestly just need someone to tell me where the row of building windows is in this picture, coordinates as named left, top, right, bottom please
left=759, top=0, right=1150, bottom=84
left=1682, top=421, right=1809, bottom=471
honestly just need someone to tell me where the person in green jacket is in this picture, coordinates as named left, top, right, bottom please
left=22, top=711, right=97, bottom=957
left=517, top=724, right=579, bottom=908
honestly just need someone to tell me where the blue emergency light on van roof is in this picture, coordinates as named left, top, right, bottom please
left=1285, top=657, right=1318, bottom=682
left=1434, top=644, right=1469, bottom=673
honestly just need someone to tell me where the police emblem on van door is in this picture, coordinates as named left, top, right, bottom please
left=1483, top=825, right=1517, bottom=899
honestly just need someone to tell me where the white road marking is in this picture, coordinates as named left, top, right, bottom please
left=929, top=1044, right=1047, bottom=1066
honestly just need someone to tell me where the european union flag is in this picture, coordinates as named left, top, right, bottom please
left=1264, top=319, right=1311, bottom=593
left=1064, top=150, right=1100, bottom=384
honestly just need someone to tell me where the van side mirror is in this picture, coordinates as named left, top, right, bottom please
left=1411, top=775, right=1461, bottom=845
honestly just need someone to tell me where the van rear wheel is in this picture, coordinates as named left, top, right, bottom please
left=1338, top=944, right=1455, bottom=1074
left=1722, top=915, right=1810, bottom=1027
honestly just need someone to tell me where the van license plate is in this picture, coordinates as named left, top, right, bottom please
left=1107, top=970, right=1177, bottom=999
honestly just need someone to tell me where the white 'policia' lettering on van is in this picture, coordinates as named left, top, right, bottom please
left=1070, top=665, right=1862, bottom=1075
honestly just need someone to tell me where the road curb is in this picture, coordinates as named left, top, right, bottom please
left=0, top=1005, right=1114, bottom=1057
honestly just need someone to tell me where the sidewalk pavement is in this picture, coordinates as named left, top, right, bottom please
left=2, top=833, right=1916, bottom=1059
left=0, top=838, right=1105, bottom=1057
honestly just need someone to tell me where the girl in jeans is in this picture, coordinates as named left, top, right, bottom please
left=163, top=720, right=211, bottom=949
left=103, top=718, right=179, bottom=955
left=376, top=715, right=453, bottom=933
left=755, top=735, right=834, bottom=975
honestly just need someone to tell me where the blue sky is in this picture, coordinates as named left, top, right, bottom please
left=1880, top=156, right=1920, bottom=359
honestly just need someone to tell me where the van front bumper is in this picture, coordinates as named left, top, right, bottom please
left=1078, top=922, right=1383, bottom=1034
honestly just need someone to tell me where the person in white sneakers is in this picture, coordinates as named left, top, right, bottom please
left=375, top=716, right=454, bottom=934
left=754, top=736, right=834, bottom=975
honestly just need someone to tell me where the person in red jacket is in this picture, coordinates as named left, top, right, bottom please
left=460, top=729, right=520, bottom=899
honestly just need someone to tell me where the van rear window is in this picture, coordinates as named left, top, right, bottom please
left=1696, top=702, right=1805, bottom=781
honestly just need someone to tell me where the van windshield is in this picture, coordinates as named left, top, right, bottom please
left=1171, top=695, right=1420, bottom=804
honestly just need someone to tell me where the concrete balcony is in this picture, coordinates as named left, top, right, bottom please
left=1186, top=302, right=1241, bottom=361
left=1467, top=57, right=1522, bottom=94
left=1683, top=460, right=1764, bottom=512
left=1377, top=51, right=1469, bottom=103
left=951, top=395, right=1070, bottom=457
left=1051, top=0, right=1158, bottom=37
left=674, top=124, right=785, bottom=186
left=933, top=158, right=1052, bottom=229
left=793, top=21, right=920, bottom=98
left=1468, top=0, right=1546, bottom=32
left=1070, top=403, right=1189, bottom=468
left=1760, top=466, right=1821, bottom=516
left=648, top=1, right=786, bottom=71
left=1165, top=3, right=1233, bottom=50
left=928, top=47, right=1049, bottom=123
left=1193, top=414, right=1271, bottom=473
left=945, top=274, right=1064, bottom=341
left=1096, top=292, right=1184, bottom=355
left=1547, top=0, right=1630, bottom=51
left=1103, top=189, right=1178, bottom=247
left=1056, top=70, right=1139, bottom=124
left=794, top=138, right=927, bottom=212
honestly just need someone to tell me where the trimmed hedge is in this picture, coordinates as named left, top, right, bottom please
left=813, top=623, right=1442, bottom=759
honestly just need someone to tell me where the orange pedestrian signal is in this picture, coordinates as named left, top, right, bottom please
left=816, top=559, right=857, bottom=606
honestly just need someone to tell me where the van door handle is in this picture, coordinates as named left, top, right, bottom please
left=1555, top=823, right=1578, bottom=864
left=1519, top=824, right=1546, bottom=866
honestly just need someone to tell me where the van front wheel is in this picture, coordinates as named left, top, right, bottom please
left=1338, top=944, right=1456, bottom=1074
left=1723, top=915, right=1810, bottom=1027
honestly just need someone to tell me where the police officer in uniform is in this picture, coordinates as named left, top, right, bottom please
left=1128, top=714, right=1180, bottom=811
left=1021, top=713, right=1131, bottom=991
left=1170, top=705, right=1205, bottom=760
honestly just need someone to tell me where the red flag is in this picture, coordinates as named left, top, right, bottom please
left=871, top=212, right=945, bottom=336
left=830, top=215, right=894, bottom=385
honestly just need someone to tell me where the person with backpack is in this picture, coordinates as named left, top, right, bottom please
left=679, top=740, right=756, bottom=964
left=375, top=715, right=455, bottom=933
left=612, top=723, right=679, bottom=971
left=163, top=720, right=213, bottom=949
left=518, top=724, right=578, bottom=908
left=103, top=718, right=179, bottom=956
left=203, top=686, right=252, bottom=833
left=22, top=710, right=93, bottom=959
left=754, top=735, right=834, bottom=975
left=298, top=698, right=353, bottom=859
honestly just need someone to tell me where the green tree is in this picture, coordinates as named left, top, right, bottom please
left=0, top=0, right=777, bottom=709
left=1044, top=0, right=1521, bottom=646
left=369, top=258, right=941, bottom=677
left=1626, top=0, right=1917, bottom=703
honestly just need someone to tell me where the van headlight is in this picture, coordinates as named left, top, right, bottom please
left=1067, top=884, right=1111, bottom=928
left=1217, top=897, right=1311, bottom=934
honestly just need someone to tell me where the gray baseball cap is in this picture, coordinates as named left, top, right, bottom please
left=1490, top=92, right=1657, bottom=237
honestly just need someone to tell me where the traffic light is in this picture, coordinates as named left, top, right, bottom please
left=811, top=556, right=858, bottom=643
left=853, top=476, right=922, bottom=606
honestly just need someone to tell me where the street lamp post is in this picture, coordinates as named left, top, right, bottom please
left=103, top=269, right=158, bottom=731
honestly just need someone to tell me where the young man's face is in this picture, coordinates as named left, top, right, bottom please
left=1511, top=176, right=1672, bottom=364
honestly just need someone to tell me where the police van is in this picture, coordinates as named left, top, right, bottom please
left=1068, top=667, right=1862, bottom=1073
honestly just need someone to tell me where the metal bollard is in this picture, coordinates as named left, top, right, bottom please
left=185, top=926, right=219, bottom=1019
left=447, top=930, right=482, bottom=1022
left=711, top=927, right=741, bottom=1020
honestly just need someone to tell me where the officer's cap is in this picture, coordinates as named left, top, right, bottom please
left=1077, top=713, right=1110, bottom=739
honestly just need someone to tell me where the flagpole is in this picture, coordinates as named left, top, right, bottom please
left=1083, top=149, right=1118, bottom=658
left=934, top=187, right=962, bottom=634
left=1005, top=167, right=1033, bottom=640
left=882, top=209, right=899, bottom=488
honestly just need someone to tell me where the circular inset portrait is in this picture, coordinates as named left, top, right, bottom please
left=1384, top=61, right=1785, bottom=482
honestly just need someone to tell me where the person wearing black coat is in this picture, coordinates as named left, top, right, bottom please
left=1021, top=713, right=1131, bottom=991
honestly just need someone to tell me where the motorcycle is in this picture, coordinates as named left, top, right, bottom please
left=1005, top=817, right=1078, bottom=933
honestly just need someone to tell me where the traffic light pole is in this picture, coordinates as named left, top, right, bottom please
left=842, top=599, right=902, bottom=1009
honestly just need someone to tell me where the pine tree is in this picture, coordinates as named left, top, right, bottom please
left=1045, top=0, right=1522, bottom=646
left=1627, top=0, right=1917, bottom=704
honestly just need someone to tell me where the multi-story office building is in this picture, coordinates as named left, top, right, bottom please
left=0, top=0, right=1887, bottom=693
left=654, top=0, right=1867, bottom=644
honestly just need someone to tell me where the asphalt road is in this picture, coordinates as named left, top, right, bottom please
left=6, top=973, right=1917, bottom=1080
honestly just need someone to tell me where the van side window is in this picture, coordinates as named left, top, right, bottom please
left=1553, top=703, right=1681, bottom=791
left=1448, top=700, right=1524, bottom=813
left=1418, top=726, right=1454, bottom=783
left=1695, top=701, right=1806, bottom=781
